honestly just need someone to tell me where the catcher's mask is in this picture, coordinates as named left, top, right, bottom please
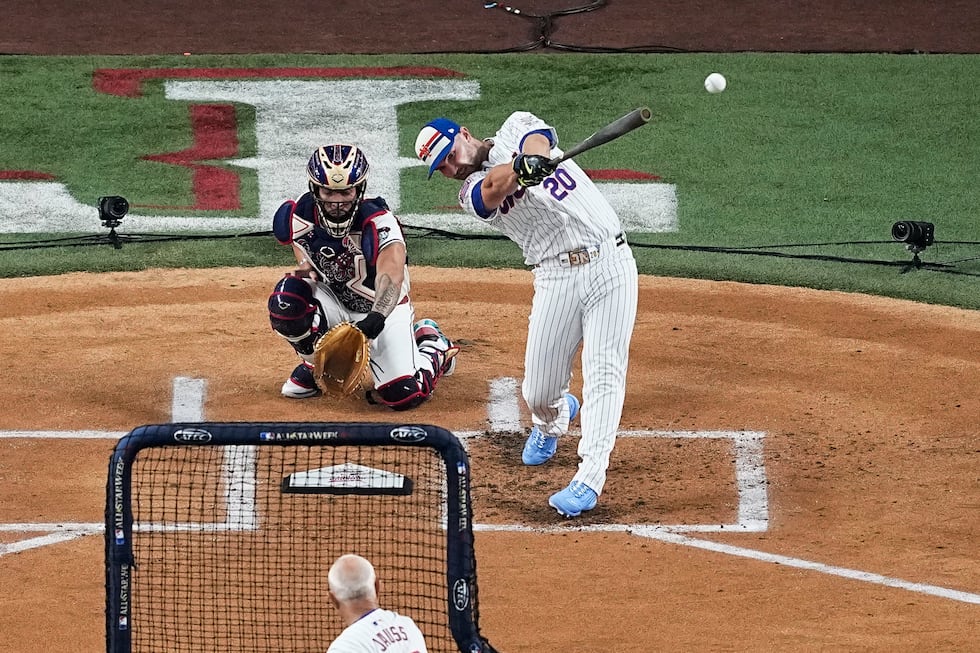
left=268, top=276, right=318, bottom=338
left=307, top=144, right=369, bottom=238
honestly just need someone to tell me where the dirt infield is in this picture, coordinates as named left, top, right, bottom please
left=1, top=2, right=979, bottom=651
left=1, top=267, right=978, bottom=651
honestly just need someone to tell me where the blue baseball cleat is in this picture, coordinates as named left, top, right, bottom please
left=549, top=480, right=598, bottom=518
left=521, top=393, right=579, bottom=465
left=566, top=393, right=580, bottom=421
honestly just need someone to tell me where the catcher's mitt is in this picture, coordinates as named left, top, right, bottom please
left=312, top=322, right=370, bottom=397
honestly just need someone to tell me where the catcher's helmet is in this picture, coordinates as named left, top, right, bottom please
left=307, top=144, right=369, bottom=238
left=268, top=275, right=317, bottom=338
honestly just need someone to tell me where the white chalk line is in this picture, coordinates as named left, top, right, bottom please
left=640, top=528, right=980, bottom=605
left=0, top=430, right=128, bottom=439
left=0, top=525, right=101, bottom=555
left=1, top=377, right=978, bottom=605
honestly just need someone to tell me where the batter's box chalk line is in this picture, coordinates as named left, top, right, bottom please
left=480, top=376, right=768, bottom=532
left=456, top=428, right=769, bottom=534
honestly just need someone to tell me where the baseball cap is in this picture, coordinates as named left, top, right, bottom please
left=415, top=118, right=461, bottom=178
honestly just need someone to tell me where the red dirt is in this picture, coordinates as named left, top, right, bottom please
left=1, top=267, right=977, bottom=651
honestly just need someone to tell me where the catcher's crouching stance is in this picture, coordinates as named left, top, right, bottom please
left=267, top=143, right=458, bottom=411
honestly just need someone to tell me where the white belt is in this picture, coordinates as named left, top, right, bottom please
left=537, top=232, right=627, bottom=268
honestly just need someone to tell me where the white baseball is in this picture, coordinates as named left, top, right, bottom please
left=704, top=72, right=727, bottom=94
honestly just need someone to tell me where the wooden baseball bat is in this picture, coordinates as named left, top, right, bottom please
left=548, top=107, right=652, bottom=166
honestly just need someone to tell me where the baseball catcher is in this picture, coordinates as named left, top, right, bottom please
left=267, top=144, right=458, bottom=410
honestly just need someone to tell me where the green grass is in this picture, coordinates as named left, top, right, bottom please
left=0, top=53, right=977, bottom=309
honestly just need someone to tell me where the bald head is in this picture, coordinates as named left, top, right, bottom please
left=328, top=554, right=378, bottom=603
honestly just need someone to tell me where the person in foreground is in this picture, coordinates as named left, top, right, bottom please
left=416, top=111, right=638, bottom=517
left=326, top=554, right=428, bottom=653
left=268, top=144, right=458, bottom=410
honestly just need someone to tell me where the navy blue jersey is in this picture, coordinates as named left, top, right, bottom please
left=273, top=193, right=406, bottom=313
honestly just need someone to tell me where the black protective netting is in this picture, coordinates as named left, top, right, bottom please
left=127, top=443, right=454, bottom=652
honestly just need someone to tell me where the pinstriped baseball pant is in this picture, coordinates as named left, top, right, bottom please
left=522, top=241, right=638, bottom=494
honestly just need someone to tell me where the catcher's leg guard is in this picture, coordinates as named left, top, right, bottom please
left=373, top=372, right=434, bottom=411
left=414, top=319, right=459, bottom=377
left=369, top=319, right=457, bottom=411
left=281, top=362, right=322, bottom=399
left=268, top=275, right=326, bottom=356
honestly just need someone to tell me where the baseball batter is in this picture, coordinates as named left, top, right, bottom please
left=416, top=112, right=638, bottom=517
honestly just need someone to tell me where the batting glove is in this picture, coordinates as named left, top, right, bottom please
left=512, top=154, right=557, bottom=187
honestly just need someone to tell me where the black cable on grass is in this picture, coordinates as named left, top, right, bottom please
left=0, top=231, right=271, bottom=252
left=401, top=226, right=980, bottom=277
left=2, top=226, right=978, bottom=277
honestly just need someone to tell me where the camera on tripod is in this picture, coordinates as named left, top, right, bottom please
left=891, top=220, right=934, bottom=254
left=98, top=196, right=130, bottom=229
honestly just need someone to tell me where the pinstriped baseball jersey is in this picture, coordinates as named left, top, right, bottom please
left=457, top=111, right=623, bottom=266
left=447, top=110, right=638, bottom=501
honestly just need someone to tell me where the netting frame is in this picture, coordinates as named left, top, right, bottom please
left=104, top=421, right=497, bottom=653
